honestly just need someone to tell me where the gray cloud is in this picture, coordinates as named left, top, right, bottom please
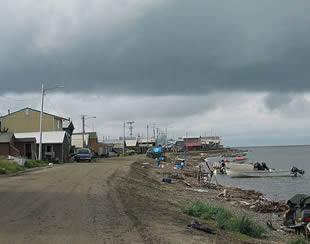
left=264, top=93, right=292, bottom=110
left=1, top=0, right=310, bottom=95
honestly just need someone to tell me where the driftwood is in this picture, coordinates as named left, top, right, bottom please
left=188, top=220, right=216, bottom=235
left=183, top=181, right=192, bottom=187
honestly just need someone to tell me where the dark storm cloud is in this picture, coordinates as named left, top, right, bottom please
left=1, top=0, right=310, bottom=95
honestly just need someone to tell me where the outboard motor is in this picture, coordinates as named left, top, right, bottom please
left=254, top=162, right=265, bottom=171
left=219, top=162, right=226, bottom=175
left=291, top=166, right=305, bottom=177
left=261, top=162, right=269, bottom=171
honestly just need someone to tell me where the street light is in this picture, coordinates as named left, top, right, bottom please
left=39, top=83, right=64, bottom=160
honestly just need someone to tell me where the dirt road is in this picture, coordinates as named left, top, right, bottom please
left=0, top=157, right=142, bottom=243
left=0, top=156, right=212, bottom=244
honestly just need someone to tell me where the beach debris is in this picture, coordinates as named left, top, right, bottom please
left=142, top=162, right=151, bottom=168
left=266, top=221, right=277, bottom=231
left=162, top=172, right=171, bottom=183
left=217, top=189, right=228, bottom=198
left=186, top=188, right=209, bottom=193
left=187, top=220, right=216, bottom=234
left=183, top=181, right=192, bottom=187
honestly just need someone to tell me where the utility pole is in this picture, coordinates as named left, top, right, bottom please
left=39, top=84, right=44, bottom=161
left=126, top=121, right=135, bottom=137
left=156, top=128, right=159, bottom=146
left=147, top=124, right=149, bottom=149
left=39, top=83, right=64, bottom=160
left=82, top=115, right=85, bottom=148
left=80, top=115, right=96, bottom=148
left=123, top=121, right=126, bottom=154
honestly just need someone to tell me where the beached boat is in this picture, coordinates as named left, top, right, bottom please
left=233, top=157, right=248, bottom=163
left=225, top=163, right=253, bottom=171
left=226, top=169, right=295, bottom=178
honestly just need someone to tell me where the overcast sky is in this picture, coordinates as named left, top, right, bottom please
left=1, top=0, right=310, bottom=146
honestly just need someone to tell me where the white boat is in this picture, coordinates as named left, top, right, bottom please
left=226, top=169, right=293, bottom=178
left=214, top=162, right=254, bottom=171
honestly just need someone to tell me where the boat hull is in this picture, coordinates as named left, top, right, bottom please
left=226, top=170, right=293, bottom=178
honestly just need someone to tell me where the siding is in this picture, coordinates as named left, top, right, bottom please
left=1, top=109, right=63, bottom=133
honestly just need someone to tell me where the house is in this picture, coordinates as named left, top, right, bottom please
left=125, top=138, right=138, bottom=151
left=137, top=138, right=156, bottom=153
left=0, top=107, right=70, bottom=133
left=104, top=139, right=124, bottom=154
left=87, top=132, right=106, bottom=157
left=0, top=132, right=36, bottom=159
left=14, top=131, right=71, bottom=162
left=72, top=133, right=89, bottom=149
left=201, top=136, right=223, bottom=150
left=183, top=136, right=202, bottom=151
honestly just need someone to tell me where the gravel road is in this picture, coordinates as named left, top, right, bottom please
left=0, top=156, right=148, bottom=244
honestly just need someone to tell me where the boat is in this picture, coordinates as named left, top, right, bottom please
left=213, top=162, right=253, bottom=171
left=226, top=168, right=302, bottom=178
left=233, top=157, right=248, bottom=163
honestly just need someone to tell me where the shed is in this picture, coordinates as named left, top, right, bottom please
left=0, top=133, right=20, bottom=157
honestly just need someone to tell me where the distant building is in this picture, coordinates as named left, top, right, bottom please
left=104, top=139, right=124, bottom=154
left=183, top=136, right=202, bottom=151
left=0, top=107, right=69, bottom=133
left=72, top=132, right=107, bottom=157
left=172, top=136, right=223, bottom=151
left=137, top=138, right=156, bottom=153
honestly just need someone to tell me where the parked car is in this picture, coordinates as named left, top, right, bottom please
left=75, top=148, right=92, bottom=162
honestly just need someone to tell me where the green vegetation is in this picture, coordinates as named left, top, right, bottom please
left=0, top=161, right=25, bottom=174
left=0, top=159, right=48, bottom=174
left=183, top=200, right=266, bottom=238
left=24, top=160, right=48, bottom=168
left=288, top=237, right=309, bottom=244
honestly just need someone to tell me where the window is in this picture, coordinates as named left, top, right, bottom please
left=25, top=109, right=29, bottom=116
left=57, top=120, right=61, bottom=129
left=46, top=145, right=52, bottom=152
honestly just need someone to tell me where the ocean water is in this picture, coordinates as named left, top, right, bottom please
left=215, top=145, right=310, bottom=201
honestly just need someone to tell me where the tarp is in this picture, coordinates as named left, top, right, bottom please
left=288, top=194, right=308, bottom=205
left=152, top=147, right=163, bottom=153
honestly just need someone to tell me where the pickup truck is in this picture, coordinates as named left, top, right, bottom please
left=75, top=148, right=92, bottom=162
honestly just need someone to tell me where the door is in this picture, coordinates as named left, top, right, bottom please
left=25, top=144, right=32, bottom=159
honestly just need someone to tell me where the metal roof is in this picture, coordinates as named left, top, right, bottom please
left=125, top=139, right=137, bottom=147
left=14, top=131, right=66, bottom=144
left=0, top=133, right=14, bottom=143
left=104, top=139, right=123, bottom=145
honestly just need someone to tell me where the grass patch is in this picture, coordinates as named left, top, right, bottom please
left=24, top=160, right=48, bottom=168
left=0, top=161, right=25, bottom=174
left=0, top=159, right=48, bottom=175
left=288, top=237, right=309, bottom=244
left=183, top=200, right=266, bottom=238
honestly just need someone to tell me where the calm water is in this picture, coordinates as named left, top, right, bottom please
left=215, top=145, right=310, bottom=201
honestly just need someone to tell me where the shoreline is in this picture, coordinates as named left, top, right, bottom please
left=135, top=155, right=297, bottom=243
